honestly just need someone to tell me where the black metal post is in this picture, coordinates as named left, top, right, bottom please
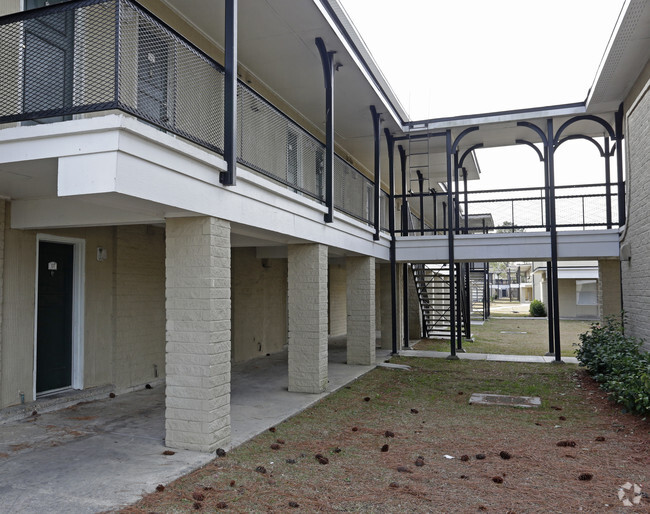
left=456, top=263, right=464, bottom=351
left=403, top=263, right=410, bottom=348
left=315, top=37, right=336, bottom=223
left=547, top=119, right=562, bottom=363
left=446, top=130, right=457, bottom=358
left=417, top=170, right=425, bottom=236
left=221, top=0, right=238, bottom=186
left=604, top=137, right=612, bottom=229
left=432, top=191, right=437, bottom=235
left=454, top=151, right=460, bottom=232
left=399, top=145, right=408, bottom=236
left=615, top=104, right=625, bottom=226
left=463, top=168, right=469, bottom=234
left=370, top=106, right=381, bottom=240
left=465, top=263, right=471, bottom=338
left=385, top=129, right=398, bottom=354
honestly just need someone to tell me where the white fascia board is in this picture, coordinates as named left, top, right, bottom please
left=410, top=104, right=587, bottom=133
left=11, top=196, right=165, bottom=229
left=395, top=230, right=620, bottom=263
left=26, top=115, right=389, bottom=259
left=0, top=118, right=122, bottom=164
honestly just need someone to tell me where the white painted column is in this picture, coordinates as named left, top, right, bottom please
left=346, top=256, right=375, bottom=365
left=288, top=244, right=328, bottom=393
left=165, top=216, right=231, bottom=453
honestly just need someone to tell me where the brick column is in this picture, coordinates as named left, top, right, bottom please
left=346, top=256, right=375, bottom=365
left=288, top=244, right=328, bottom=393
left=598, top=259, right=621, bottom=320
left=165, top=217, right=231, bottom=452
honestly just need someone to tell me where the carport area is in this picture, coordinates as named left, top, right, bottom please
left=0, top=340, right=390, bottom=513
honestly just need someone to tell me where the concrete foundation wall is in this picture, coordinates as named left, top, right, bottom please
left=621, top=73, right=650, bottom=351
left=232, top=248, right=287, bottom=362
left=114, top=225, right=166, bottom=391
left=328, top=262, right=346, bottom=337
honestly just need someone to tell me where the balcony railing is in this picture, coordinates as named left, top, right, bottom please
left=401, top=182, right=622, bottom=235
left=0, top=0, right=383, bottom=229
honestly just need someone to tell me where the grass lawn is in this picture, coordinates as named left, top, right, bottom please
left=412, top=318, right=593, bottom=357
left=124, top=358, right=650, bottom=512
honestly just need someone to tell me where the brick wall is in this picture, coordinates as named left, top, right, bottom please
left=231, top=248, right=287, bottom=362
left=114, top=225, right=166, bottom=390
left=621, top=78, right=650, bottom=351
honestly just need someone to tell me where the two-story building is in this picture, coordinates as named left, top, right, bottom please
left=0, top=0, right=647, bottom=453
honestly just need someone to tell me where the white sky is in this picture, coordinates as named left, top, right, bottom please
left=338, top=0, right=625, bottom=120
left=339, top=0, right=626, bottom=224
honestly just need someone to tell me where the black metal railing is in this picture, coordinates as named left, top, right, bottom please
left=0, top=0, right=385, bottom=229
left=399, top=182, right=621, bottom=235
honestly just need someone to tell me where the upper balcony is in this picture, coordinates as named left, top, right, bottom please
left=0, top=0, right=390, bottom=238
left=0, top=0, right=627, bottom=262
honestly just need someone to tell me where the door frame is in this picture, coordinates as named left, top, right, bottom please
left=33, top=234, right=85, bottom=397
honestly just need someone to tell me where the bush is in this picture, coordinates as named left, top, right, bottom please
left=575, top=315, right=650, bottom=415
left=529, top=299, right=546, bottom=317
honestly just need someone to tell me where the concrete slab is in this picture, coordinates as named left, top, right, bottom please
left=377, top=363, right=412, bottom=370
left=0, top=341, right=391, bottom=513
left=469, top=393, right=541, bottom=408
left=400, top=349, right=579, bottom=364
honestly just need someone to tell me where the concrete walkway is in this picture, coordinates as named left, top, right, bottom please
left=0, top=341, right=391, bottom=513
left=400, top=349, right=579, bottom=364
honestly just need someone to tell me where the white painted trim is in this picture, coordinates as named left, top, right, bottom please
left=34, top=234, right=85, bottom=398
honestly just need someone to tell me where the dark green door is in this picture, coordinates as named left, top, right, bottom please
left=23, top=0, right=74, bottom=123
left=36, top=241, right=74, bottom=393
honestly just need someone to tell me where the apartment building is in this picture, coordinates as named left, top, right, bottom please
left=0, top=0, right=647, bottom=452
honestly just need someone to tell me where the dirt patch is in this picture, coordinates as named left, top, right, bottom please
left=122, top=360, right=650, bottom=513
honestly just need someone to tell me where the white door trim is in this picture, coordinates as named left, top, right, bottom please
left=33, top=234, right=85, bottom=397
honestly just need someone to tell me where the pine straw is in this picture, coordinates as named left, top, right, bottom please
left=121, top=360, right=650, bottom=513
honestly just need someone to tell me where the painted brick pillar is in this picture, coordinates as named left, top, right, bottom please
left=288, top=244, right=328, bottom=393
left=598, top=259, right=621, bottom=320
left=346, top=256, right=375, bottom=365
left=165, top=216, right=231, bottom=452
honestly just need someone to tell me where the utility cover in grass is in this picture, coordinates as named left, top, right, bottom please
left=469, top=393, right=541, bottom=408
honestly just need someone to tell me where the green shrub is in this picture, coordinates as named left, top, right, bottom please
left=575, top=315, right=650, bottom=415
left=529, top=299, right=546, bottom=317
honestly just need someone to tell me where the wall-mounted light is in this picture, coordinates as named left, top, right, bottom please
left=97, top=247, right=108, bottom=262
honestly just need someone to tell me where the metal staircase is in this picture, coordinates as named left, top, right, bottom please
left=412, top=263, right=464, bottom=338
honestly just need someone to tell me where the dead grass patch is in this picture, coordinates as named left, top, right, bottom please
left=123, top=359, right=650, bottom=513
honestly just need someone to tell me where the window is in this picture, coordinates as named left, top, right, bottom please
left=576, top=280, right=597, bottom=306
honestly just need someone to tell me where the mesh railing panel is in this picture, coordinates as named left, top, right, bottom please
left=334, top=155, right=375, bottom=223
left=238, top=82, right=324, bottom=200
left=117, top=0, right=224, bottom=153
left=0, top=0, right=117, bottom=123
left=405, top=183, right=620, bottom=234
